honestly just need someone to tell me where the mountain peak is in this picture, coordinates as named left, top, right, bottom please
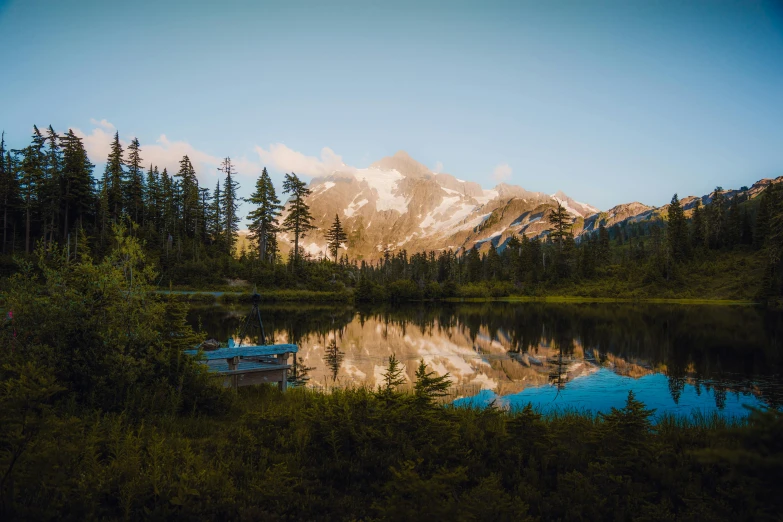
left=371, top=150, right=431, bottom=179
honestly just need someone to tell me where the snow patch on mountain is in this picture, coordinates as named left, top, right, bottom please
left=476, top=189, right=499, bottom=205
left=419, top=195, right=460, bottom=228
left=353, top=167, right=408, bottom=213
left=344, top=196, right=368, bottom=218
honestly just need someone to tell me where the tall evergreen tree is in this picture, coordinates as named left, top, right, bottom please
left=210, top=179, right=222, bottom=248
left=218, top=157, right=240, bottom=256
left=0, top=134, right=5, bottom=252
left=690, top=199, right=706, bottom=250
left=740, top=207, right=753, bottom=246
left=706, top=186, right=725, bottom=249
left=125, top=137, right=145, bottom=224
left=104, top=131, right=125, bottom=222
left=42, top=125, right=62, bottom=245
left=667, top=193, right=688, bottom=261
left=754, top=185, right=773, bottom=249
left=325, top=214, right=348, bottom=263
left=282, top=172, right=315, bottom=269
left=0, top=133, right=21, bottom=254
left=727, top=195, right=741, bottom=248
left=17, top=126, right=46, bottom=252
left=59, top=129, right=94, bottom=236
left=160, top=168, right=175, bottom=250
left=176, top=155, right=200, bottom=237
left=246, top=167, right=282, bottom=263
left=145, top=164, right=160, bottom=231
left=199, top=186, right=210, bottom=243
left=465, top=245, right=482, bottom=282
left=548, top=202, right=572, bottom=250
left=485, top=243, right=501, bottom=280
left=597, top=223, right=610, bottom=264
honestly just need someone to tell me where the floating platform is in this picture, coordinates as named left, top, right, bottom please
left=185, top=344, right=299, bottom=390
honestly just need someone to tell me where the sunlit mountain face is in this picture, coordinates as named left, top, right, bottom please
left=189, top=302, right=783, bottom=416
left=273, top=150, right=783, bottom=260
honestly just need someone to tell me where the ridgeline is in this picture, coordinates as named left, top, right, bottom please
left=1, top=127, right=782, bottom=305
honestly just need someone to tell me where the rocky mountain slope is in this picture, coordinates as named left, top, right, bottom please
left=274, top=150, right=780, bottom=260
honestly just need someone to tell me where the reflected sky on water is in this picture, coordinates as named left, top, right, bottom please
left=188, top=302, right=783, bottom=416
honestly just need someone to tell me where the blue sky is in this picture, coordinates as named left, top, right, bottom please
left=1, top=0, right=782, bottom=213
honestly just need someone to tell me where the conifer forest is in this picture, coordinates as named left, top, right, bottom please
left=1, top=126, right=782, bottom=303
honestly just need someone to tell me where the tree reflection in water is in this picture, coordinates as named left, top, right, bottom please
left=188, top=302, right=783, bottom=411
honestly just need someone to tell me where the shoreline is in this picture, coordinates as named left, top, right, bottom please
left=156, top=289, right=758, bottom=306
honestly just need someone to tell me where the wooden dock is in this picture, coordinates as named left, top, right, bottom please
left=184, top=343, right=298, bottom=390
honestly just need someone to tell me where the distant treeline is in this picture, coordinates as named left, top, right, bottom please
left=1, top=126, right=782, bottom=302
left=354, top=184, right=783, bottom=302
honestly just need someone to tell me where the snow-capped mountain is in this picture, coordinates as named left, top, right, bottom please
left=277, top=151, right=598, bottom=259
left=277, top=150, right=781, bottom=260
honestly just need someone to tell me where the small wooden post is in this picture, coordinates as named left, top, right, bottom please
left=227, top=356, right=240, bottom=390
left=278, top=352, right=288, bottom=391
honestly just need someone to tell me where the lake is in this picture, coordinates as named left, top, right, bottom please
left=187, top=301, right=783, bottom=417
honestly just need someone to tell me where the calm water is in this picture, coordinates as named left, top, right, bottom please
left=187, top=302, right=783, bottom=417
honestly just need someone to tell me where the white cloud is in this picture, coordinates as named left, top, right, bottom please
left=143, top=134, right=224, bottom=180
left=73, top=121, right=357, bottom=195
left=73, top=119, right=261, bottom=185
left=254, top=143, right=351, bottom=178
left=433, top=161, right=444, bottom=173
left=492, top=163, right=512, bottom=182
left=73, top=124, right=115, bottom=167
left=89, top=118, right=115, bottom=130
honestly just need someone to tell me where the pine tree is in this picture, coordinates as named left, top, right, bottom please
left=125, top=137, right=145, bottom=224
left=706, top=186, right=725, bottom=249
left=59, top=129, right=94, bottom=236
left=768, top=183, right=783, bottom=256
left=667, top=193, right=688, bottom=261
left=583, top=236, right=597, bottom=277
left=17, top=126, right=46, bottom=253
left=690, top=199, right=706, bottom=250
left=42, top=125, right=62, bottom=245
left=160, top=168, right=175, bottom=250
left=413, top=359, right=452, bottom=403
left=741, top=207, right=753, bottom=246
left=176, top=155, right=200, bottom=238
left=380, top=354, right=406, bottom=395
left=548, top=202, right=572, bottom=250
left=485, top=243, right=501, bottom=280
left=0, top=134, right=6, bottom=252
left=198, top=186, right=210, bottom=243
left=727, top=195, right=741, bottom=248
left=598, top=223, right=610, bottom=264
left=754, top=185, right=773, bottom=249
left=218, top=157, right=240, bottom=256
left=325, top=213, right=348, bottom=263
left=0, top=133, right=21, bottom=254
left=465, top=245, right=482, bottom=282
left=210, top=179, right=222, bottom=248
left=145, top=164, right=160, bottom=231
left=105, top=131, right=125, bottom=221
left=246, top=167, right=282, bottom=263
left=282, top=172, right=315, bottom=269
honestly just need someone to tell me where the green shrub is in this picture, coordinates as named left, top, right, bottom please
left=387, top=279, right=422, bottom=302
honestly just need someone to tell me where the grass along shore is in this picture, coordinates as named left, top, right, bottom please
left=158, top=287, right=758, bottom=306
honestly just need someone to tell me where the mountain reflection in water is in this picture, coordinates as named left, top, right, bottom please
left=187, top=302, right=783, bottom=416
